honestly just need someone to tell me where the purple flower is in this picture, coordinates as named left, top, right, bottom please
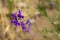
left=26, top=27, right=30, bottom=32
left=26, top=22, right=32, bottom=32
left=20, top=20, right=32, bottom=32
left=10, top=10, right=32, bottom=32
left=26, top=19, right=32, bottom=25
left=11, top=20, right=20, bottom=26
left=10, top=10, right=24, bottom=26
left=17, top=10, right=24, bottom=19
left=25, top=19, right=32, bottom=32
left=26, top=19, right=30, bottom=24
left=11, top=13, right=20, bottom=26
left=18, top=10, right=21, bottom=15
left=11, top=13, right=17, bottom=20
left=21, top=22, right=26, bottom=30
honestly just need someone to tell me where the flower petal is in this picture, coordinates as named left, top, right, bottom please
left=20, top=15, right=24, bottom=18
left=21, top=22, right=26, bottom=30
left=17, top=14, right=24, bottom=18
left=11, top=20, right=20, bottom=26
left=17, top=10, right=24, bottom=19
left=28, top=22, right=32, bottom=27
left=26, top=26, right=30, bottom=32
left=18, top=10, right=21, bottom=15
left=25, top=19, right=32, bottom=32
left=15, top=22, right=20, bottom=26
left=11, top=13, right=17, bottom=20
left=26, top=19, right=30, bottom=24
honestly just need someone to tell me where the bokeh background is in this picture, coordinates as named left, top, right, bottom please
left=0, top=0, right=60, bottom=40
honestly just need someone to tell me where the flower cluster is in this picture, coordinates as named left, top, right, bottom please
left=10, top=10, right=32, bottom=32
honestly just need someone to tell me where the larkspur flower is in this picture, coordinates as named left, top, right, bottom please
left=25, top=19, right=32, bottom=32
left=11, top=19, right=20, bottom=26
left=21, top=22, right=26, bottom=30
left=10, top=10, right=32, bottom=32
left=11, top=13, right=17, bottom=20
left=17, top=10, right=24, bottom=19
left=20, top=19, right=32, bottom=32
left=26, top=22, right=31, bottom=32
left=26, top=19, right=30, bottom=24
left=10, top=10, right=24, bottom=26
left=11, top=13, right=20, bottom=26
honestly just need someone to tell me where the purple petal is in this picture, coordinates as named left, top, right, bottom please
left=21, top=22, right=26, bottom=30
left=10, top=20, right=15, bottom=23
left=20, top=15, right=24, bottom=18
left=25, top=20, right=32, bottom=32
left=15, top=22, right=20, bottom=26
left=26, top=19, right=32, bottom=25
left=26, top=20, right=30, bottom=24
left=11, top=13, right=16, bottom=18
left=17, top=10, right=24, bottom=19
left=26, top=19, right=32, bottom=27
left=26, top=26, right=30, bottom=32
left=28, top=22, right=32, bottom=27
left=18, top=10, right=21, bottom=14
left=17, top=14, right=24, bottom=18
left=10, top=20, right=20, bottom=26
left=15, top=20, right=20, bottom=26
left=26, top=23, right=32, bottom=32
left=11, top=13, right=17, bottom=20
